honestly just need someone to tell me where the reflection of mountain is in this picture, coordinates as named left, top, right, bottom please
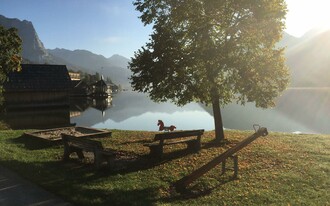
left=201, top=89, right=330, bottom=134
left=275, top=89, right=330, bottom=134
left=109, top=92, right=203, bottom=122
left=71, top=90, right=330, bottom=134
left=71, top=91, right=205, bottom=126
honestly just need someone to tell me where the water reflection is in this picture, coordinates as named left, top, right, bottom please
left=71, top=89, right=330, bottom=134
left=71, top=92, right=213, bottom=131
left=0, top=106, right=73, bottom=130
left=0, top=96, right=112, bottom=130
left=204, top=88, right=330, bottom=134
left=1, top=89, right=329, bottom=134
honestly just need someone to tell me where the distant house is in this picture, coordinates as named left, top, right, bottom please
left=3, top=64, right=71, bottom=107
left=91, top=79, right=111, bottom=98
left=70, top=80, right=92, bottom=97
left=109, top=83, right=119, bottom=93
left=69, top=72, right=81, bottom=80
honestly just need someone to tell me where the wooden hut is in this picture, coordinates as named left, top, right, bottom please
left=3, top=64, right=71, bottom=108
left=70, top=80, right=92, bottom=97
left=91, top=79, right=109, bottom=98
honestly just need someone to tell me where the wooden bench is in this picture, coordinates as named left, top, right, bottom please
left=144, top=129, right=204, bottom=158
left=61, top=134, right=115, bottom=168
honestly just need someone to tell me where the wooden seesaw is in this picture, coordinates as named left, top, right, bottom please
left=172, top=125, right=269, bottom=194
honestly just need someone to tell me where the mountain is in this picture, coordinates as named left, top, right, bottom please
left=0, top=15, right=52, bottom=63
left=278, top=32, right=300, bottom=49
left=48, top=48, right=131, bottom=87
left=0, top=15, right=131, bottom=88
left=286, top=30, right=330, bottom=87
left=1, top=14, right=329, bottom=88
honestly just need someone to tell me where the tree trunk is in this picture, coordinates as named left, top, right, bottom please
left=212, top=95, right=225, bottom=142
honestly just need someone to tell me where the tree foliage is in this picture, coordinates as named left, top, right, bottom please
left=0, top=26, right=22, bottom=103
left=129, top=0, right=289, bottom=141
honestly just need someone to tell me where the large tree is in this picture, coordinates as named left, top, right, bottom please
left=0, top=26, right=22, bottom=104
left=129, top=0, right=290, bottom=142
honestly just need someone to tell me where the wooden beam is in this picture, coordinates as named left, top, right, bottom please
left=173, top=127, right=268, bottom=193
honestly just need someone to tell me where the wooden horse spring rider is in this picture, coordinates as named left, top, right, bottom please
left=158, top=120, right=176, bottom=132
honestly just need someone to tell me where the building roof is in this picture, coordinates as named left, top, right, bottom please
left=3, top=64, right=71, bottom=92
left=91, top=79, right=107, bottom=87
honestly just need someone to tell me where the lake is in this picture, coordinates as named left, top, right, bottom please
left=72, top=89, right=329, bottom=134
left=1, top=89, right=329, bottom=134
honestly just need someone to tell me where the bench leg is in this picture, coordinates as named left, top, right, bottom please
left=186, top=140, right=201, bottom=152
left=221, top=160, right=226, bottom=175
left=149, top=145, right=163, bottom=158
left=94, top=151, right=103, bottom=169
left=63, top=145, right=70, bottom=161
left=221, top=155, right=238, bottom=178
left=75, top=148, right=85, bottom=160
left=233, top=155, right=238, bottom=179
left=63, top=146, right=84, bottom=161
left=94, top=152, right=115, bottom=169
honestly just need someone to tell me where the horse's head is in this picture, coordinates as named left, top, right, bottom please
left=157, top=120, right=163, bottom=126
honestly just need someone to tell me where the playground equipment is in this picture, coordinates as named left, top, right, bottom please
left=173, top=125, right=269, bottom=194
left=157, top=120, right=176, bottom=132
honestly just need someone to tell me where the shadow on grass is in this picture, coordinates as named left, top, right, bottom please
left=89, top=148, right=199, bottom=177
left=0, top=158, right=160, bottom=206
left=9, top=134, right=199, bottom=176
left=118, top=139, right=150, bottom=145
left=3, top=135, right=241, bottom=204
left=201, top=138, right=239, bottom=150
left=163, top=175, right=237, bottom=202
left=61, top=183, right=159, bottom=206
left=10, top=134, right=60, bottom=150
left=9, top=134, right=234, bottom=179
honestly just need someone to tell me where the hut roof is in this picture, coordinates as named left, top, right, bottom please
left=4, top=64, right=71, bottom=92
left=92, top=79, right=107, bottom=87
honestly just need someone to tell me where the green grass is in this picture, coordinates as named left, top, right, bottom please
left=0, top=129, right=329, bottom=205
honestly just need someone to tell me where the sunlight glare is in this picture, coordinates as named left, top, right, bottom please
left=286, top=0, right=330, bottom=37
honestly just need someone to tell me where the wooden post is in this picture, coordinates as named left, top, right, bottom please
left=173, top=127, right=268, bottom=193
left=233, top=155, right=238, bottom=179
left=221, top=159, right=226, bottom=175
left=221, top=155, right=238, bottom=178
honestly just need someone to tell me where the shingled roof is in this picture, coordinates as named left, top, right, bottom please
left=3, top=64, right=71, bottom=92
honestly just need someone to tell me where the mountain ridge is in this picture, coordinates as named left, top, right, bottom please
left=0, top=15, right=132, bottom=88
left=0, top=14, right=51, bottom=63
left=1, top=14, right=330, bottom=88
left=47, top=48, right=131, bottom=87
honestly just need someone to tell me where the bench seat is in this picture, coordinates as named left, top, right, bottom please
left=144, top=129, right=204, bottom=158
left=61, top=134, right=115, bottom=168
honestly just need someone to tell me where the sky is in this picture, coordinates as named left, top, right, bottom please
left=1, top=0, right=330, bottom=58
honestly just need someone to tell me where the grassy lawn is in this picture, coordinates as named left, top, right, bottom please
left=0, top=129, right=329, bottom=205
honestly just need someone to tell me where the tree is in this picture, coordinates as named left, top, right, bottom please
left=0, top=26, right=22, bottom=104
left=129, top=0, right=290, bottom=142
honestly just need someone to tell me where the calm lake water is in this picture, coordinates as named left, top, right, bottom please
left=71, top=89, right=330, bottom=134
left=1, top=89, right=329, bottom=134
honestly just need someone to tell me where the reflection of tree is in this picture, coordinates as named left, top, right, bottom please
left=71, top=90, right=330, bottom=134
left=0, top=106, right=72, bottom=129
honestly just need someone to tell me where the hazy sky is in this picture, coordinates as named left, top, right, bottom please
left=1, top=0, right=329, bottom=58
